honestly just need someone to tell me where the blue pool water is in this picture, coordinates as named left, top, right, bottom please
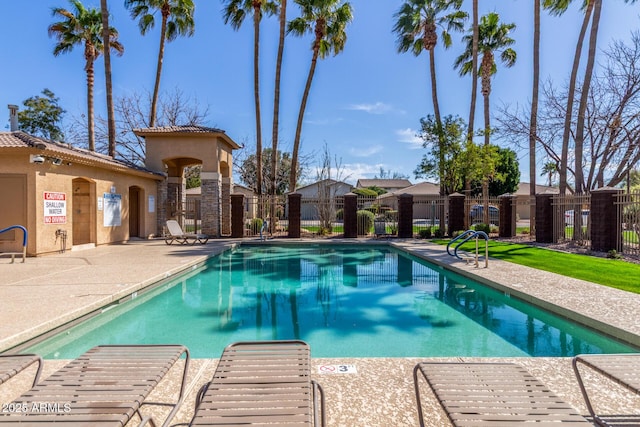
left=28, top=244, right=637, bottom=358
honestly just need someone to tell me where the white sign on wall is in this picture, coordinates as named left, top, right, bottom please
left=148, top=195, right=155, bottom=213
left=103, top=193, right=122, bottom=227
left=44, top=192, right=67, bottom=224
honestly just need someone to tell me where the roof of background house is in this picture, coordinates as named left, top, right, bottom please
left=515, top=182, right=559, bottom=195
left=0, top=131, right=165, bottom=180
left=356, top=179, right=412, bottom=189
left=295, top=179, right=352, bottom=192
left=378, top=181, right=440, bottom=198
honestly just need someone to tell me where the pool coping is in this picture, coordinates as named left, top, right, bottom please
left=1, top=238, right=640, bottom=353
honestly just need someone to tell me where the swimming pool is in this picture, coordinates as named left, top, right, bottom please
left=27, top=244, right=637, bottom=358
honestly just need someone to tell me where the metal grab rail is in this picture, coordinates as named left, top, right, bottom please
left=446, top=230, right=476, bottom=256
left=0, top=225, right=27, bottom=263
left=447, top=229, right=489, bottom=268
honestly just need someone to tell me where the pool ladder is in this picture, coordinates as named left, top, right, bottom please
left=447, top=229, right=489, bottom=268
left=0, top=225, right=27, bottom=263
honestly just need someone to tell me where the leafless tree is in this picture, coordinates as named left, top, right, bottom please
left=496, top=32, right=640, bottom=193
left=67, top=88, right=209, bottom=165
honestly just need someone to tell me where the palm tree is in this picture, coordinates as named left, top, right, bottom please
left=287, top=0, right=353, bottom=192
left=223, top=0, right=278, bottom=206
left=455, top=12, right=516, bottom=223
left=100, top=0, right=117, bottom=157
left=543, top=0, right=593, bottom=194
left=393, top=0, right=467, bottom=207
left=467, top=0, right=478, bottom=144
left=268, top=0, right=287, bottom=232
left=125, top=0, right=195, bottom=127
left=529, top=0, right=541, bottom=229
left=541, top=161, right=558, bottom=187
left=49, top=0, right=124, bottom=151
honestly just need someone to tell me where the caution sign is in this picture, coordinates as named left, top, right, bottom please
left=317, top=364, right=357, bottom=374
left=44, top=192, right=67, bottom=224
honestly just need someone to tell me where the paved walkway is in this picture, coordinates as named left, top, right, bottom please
left=1, top=238, right=639, bottom=426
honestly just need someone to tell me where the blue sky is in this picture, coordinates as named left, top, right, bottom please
left=1, top=1, right=639, bottom=186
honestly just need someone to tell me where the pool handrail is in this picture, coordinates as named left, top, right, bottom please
left=0, top=225, right=27, bottom=263
left=448, top=230, right=489, bottom=268
left=446, top=230, right=476, bottom=256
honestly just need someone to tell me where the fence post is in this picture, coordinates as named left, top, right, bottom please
left=231, top=194, right=245, bottom=238
left=535, top=193, right=555, bottom=243
left=499, top=194, right=517, bottom=238
left=398, top=193, right=414, bottom=238
left=448, top=193, right=465, bottom=236
left=343, top=193, right=357, bottom=238
left=591, top=187, right=622, bottom=253
left=288, top=193, right=302, bottom=238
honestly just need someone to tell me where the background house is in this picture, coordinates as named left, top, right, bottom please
left=356, top=179, right=412, bottom=193
left=295, top=179, right=352, bottom=220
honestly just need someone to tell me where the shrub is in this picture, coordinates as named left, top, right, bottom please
left=433, top=227, right=444, bottom=238
left=357, top=210, right=375, bottom=235
left=607, top=249, right=623, bottom=259
left=335, top=208, right=344, bottom=220
left=419, top=229, right=432, bottom=239
left=451, top=230, right=465, bottom=238
left=474, top=223, right=490, bottom=234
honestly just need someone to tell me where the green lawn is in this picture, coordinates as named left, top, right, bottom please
left=434, top=239, right=640, bottom=294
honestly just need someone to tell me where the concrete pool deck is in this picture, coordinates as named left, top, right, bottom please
left=1, top=238, right=639, bottom=426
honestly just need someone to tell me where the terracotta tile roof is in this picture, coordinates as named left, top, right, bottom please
left=133, top=125, right=225, bottom=134
left=0, top=131, right=164, bottom=179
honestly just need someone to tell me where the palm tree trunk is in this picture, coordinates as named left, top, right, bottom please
left=428, top=48, right=446, bottom=231
left=272, top=0, right=287, bottom=192
left=529, top=0, right=540, bottom=230
left=290, top=45, right=319, bottom=192
left=467, top=0, right=478, bottom=145
left=482, top=90, right=490, bottom=224
left=87, top=60, right=95, bottom=152
left=253, top=8, right=263, bottom=213
left=101, top=0, right=116, bottom=157
left=575, top=0, right=602, bottom=195
left=559, top=1, right=593, bottom=194
left=150, top=15, right=168, bottom=127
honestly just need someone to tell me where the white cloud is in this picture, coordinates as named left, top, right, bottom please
left=348, top=102, right=392, bottom=114
left=396, top=128, right=422, bottom=149
left=349, top=144, right=383, bottom=157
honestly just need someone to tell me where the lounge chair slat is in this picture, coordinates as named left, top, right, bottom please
left=572, top=353, right=640, bottom=425
left=0, top=345, right=189, bottom=427
left=414, top=362, right=590, bottom=427
left=190, top=340, right=324, bottom=427
left=0, top=354, right=43, bottom=387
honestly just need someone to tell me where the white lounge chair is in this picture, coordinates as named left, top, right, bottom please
left=165, top=220, right=209, bottom=245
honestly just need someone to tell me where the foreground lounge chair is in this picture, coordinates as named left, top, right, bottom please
left=414, top=362, right=590, bottom=426
left=573, top=353, right=640, bottom=426
left=165, top=219, right=208, bottom=245
left=0, top=344, right=189, bottom=427
left=190, top=340, right=325, bottom=426
left=0, top=353, right=42, bottom=388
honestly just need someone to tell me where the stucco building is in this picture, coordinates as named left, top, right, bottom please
left=0, top=109, right=239, bottom=257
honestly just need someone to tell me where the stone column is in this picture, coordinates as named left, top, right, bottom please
left=448, top=193, right=465, bottom=235
left=156, top=178, right=168, bottom=236
left=288, top=193, right=302, bottom=238
left=591, top=187, right=622, bottom=252
left=201, top=172, right=220, bottom=236
left=343, top=193, right=357, bottom=238
left=397, top=194, right=414, bottom=238
left=221, top=177, right=232, bottom=236
left=231, top=194, right=245, bottom=238
left=535, top=193, right=554, bottom=243
left=499, top=194, right=517, bottom=238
